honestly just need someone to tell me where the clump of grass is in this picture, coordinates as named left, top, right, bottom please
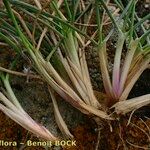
left=96, top=0, right=150, bottom=115
left=0, top=73, right=58, bottom=140
left=0, top=0, right=149, bottom=140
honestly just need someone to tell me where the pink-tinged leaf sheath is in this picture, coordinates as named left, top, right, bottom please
left=119, top=59, right=149, bottom=101
left=112, top=33, right=125, bottom=97
left=0, top=94, right=58, bottom=140
left=79, top=48, right=100, bottom=108
left=99, top=42, right=114, bottom=98
left=62, top=58, right=91, bottom=105
left=118, top=39, right=139, bottom=95
left=112, top=94, right=150, bottom=114
left=66, top=56, right=98, bottom=107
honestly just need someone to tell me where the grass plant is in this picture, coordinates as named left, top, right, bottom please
left=0, top=0, right=149, bottom=140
